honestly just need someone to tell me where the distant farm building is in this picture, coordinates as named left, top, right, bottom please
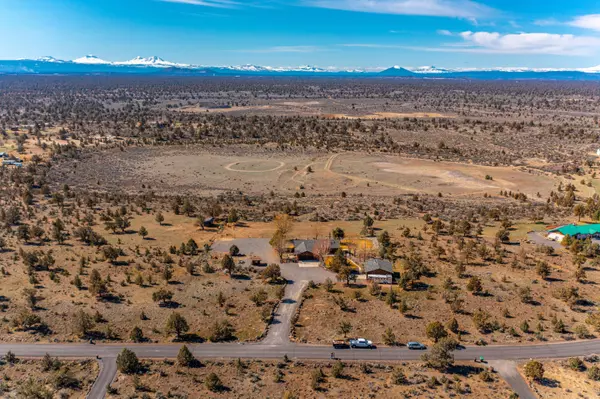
left=547, top=224, right=600, bottom=242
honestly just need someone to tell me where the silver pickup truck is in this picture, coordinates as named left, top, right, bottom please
left=349, top=338, right=373, bottom=349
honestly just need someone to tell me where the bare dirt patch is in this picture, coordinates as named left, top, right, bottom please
left=330, top=154, right=557, bottom=198
left=324, top=112, right=453, bottom=119
left=225, top=160, right=285, bottom=172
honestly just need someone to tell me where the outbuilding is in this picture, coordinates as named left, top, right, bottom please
left=364, top=258, right=393, bottom=284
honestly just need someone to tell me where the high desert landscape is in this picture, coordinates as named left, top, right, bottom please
left=1, top=75, right=600, bottom=398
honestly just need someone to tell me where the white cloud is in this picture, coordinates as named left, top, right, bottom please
left=533, top=18, right=559, bottom=26
left=437, top=29, right=453, bottom=36
left=348, top=31, right=600, bottom=56
left=306, top=0, right=495, bottom=19
left=160, top=0, right=239, bottom=8
left=453, top=31, right=600, bottom=55
left=570, top=14, right=600, bottom=32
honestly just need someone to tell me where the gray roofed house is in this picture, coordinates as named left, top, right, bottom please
left=364, top=258, right=393, bottom=283
left=291, top=239, right=340, bottom=260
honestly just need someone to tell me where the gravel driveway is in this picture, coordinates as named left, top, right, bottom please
left=526, top=231, right=562, bottom=250
left=213, top=238, right=336, bottom=345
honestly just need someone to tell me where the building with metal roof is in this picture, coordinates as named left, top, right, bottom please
left=548, top=224, right=600, bottom=242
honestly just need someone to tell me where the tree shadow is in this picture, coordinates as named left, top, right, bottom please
left=409, top=282, right=430, bottom=292
left=111, top=260, right=130, bottom=267
left=159, top=301, right=181, bottom=309
left=100, top=294, right=122, bottom=304
left=575, top=299, right=595, bottom=307
left=539, top=378, right=561, bottom=388
left=448, top=364, right=484, bottom=377
left=176, top=333, right=205, bottom=343
left=526, top=300, right=542, bottom=307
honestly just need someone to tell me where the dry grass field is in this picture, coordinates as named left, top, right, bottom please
left=0, top=193, right=588, bottom=347
left=0, top=209, right=282, bottom=343
left=519, top=357, right=600, bottom=399
left=110, top=358, right=513, bottom=398
left=0, top=358, right=98, bottom=398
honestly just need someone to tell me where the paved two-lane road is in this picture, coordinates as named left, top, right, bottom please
left=4, top=339, right=599, bottom=398
left=3, top=338, right=600, bottom=363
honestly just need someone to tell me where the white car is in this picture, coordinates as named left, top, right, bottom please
left=407, top=342, right=426, bottom=350
left=349, top=338, right=373, bottom=349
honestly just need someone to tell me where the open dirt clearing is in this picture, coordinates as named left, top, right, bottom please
left=324, top=112, right=453, bottom=119
left=330, top=153, right=557, bottom=198
left=176, top=98, right=455, bottom=119
left=53, top=147, right=558, bottom=199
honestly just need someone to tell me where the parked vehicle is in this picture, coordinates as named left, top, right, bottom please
left=332, top=339, right=349, bottom=349
left=407, top=342, right=426, bottom=350
left=349, top=338, right=373, bottom=349
left=250, top=256, right=262, bottom=266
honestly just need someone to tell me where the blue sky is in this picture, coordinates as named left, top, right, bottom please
left=2, top=0, right=600, bottom=69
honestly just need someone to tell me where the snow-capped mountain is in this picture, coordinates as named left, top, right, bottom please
left=409, top=66, right=450, bottom=74
left=292, top=65, right=327, bottom=72
left=578, top=65, right=600, bottom=73
left=219, top=64, right=270, bottom=72
left=36, top=56, right=64, bottom=63
left=379, top=66, right=415, bottom=76
left=72, top=55, right=110, bottom=64
left=5, top=55, right=600, bottom=80
left=115, top=56, right=188, bottom=67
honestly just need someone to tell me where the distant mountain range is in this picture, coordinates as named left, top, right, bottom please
left=2, top=55, right=600, bottom=80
